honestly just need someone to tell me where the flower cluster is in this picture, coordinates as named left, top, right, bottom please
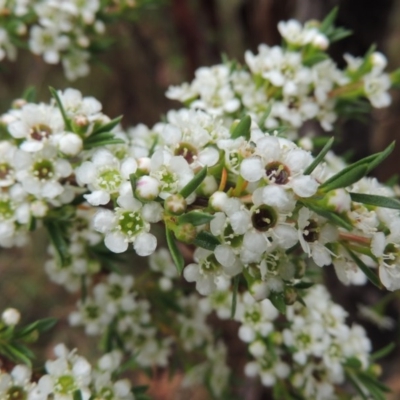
left=0, top=10, right=399, bottom=400
left=0, top=344, right=134, bottom=400
left=167, top=19, right=394, bottom=135
left=202, top=285, right=375, bottom=398
left=0, top=0, right=140, bottom=80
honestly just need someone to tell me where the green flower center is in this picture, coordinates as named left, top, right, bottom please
left=55, top=375, right=77, bottom=393
left=99, top=387, right=114, bottom=400
left=154, top=168, right=177, bottom=193
left=97, top=169, right=123, bottom=192
left=245, top=309, right=261, bottom=324
left=0, top=163, right=13, bottom=181
left=85, top=305, right=100, bottom=320
left=32, top=159, right=54, bottom=180
left=108, top=284, right=123, bottom=299
left=118, top=210, right=145, bottom=238
left=7, top=386, right=26, bottom=400
left=200, top=254, right=219, bottom=274
left=0, top=198, right=14, bottom=220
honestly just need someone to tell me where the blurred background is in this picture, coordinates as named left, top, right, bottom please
left=1, top=0, right=400, bottom=398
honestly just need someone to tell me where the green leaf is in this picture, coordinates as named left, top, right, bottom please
left=320, top=7, right=338, bottom=33
left=345, top=357, right=362, bottom=369
left=370, top=342, right=395, bottom=361
left=304, top=137, right=334, bottom=175
left=49, top=87, right=72, bottom=131
left=16, top=318, right=57, bottom=337
left=193, top=231, right=220, bottom=251
left=320, top=164, right=368, bottom=192
left=259, top=104, right=272, bottom=128
left=166, top=227, right=184, bottom=274
left=73, top=390, right=83, bottom=400
left=350, top=193, right=400, bottom=210
left=44, top=221, right=71, bottom=267
left=345, top=371, right=369, bottom=400
left=178, top=211, right=214, bottom=226
left=180, top=166, right=208, bottom=199
left=231, top=276, right=240, bottom=319
left=366, top=141, right=395, bottom=173
left=83, top=138, right=125, bottom=149
left=293, top=281, right=314, bottom=289
left=329, top=28, right=352, bottom=43
left=269, top=291, right=286, bottom=314
left=305, top=203, right=353, bottom=231
left=92, top=115, right=123, bottom=135
left=85, top=132, right=116, bottom=142
left=0, top=343, right=32, bottom=366
left=22, top=86, right=36, bottom=102
left=231, top=115, right=251, bottom=140
left=132, top=385, right=149, bottom=395
left=302, top=53, right=329, bottom=67
left=129, top=173, right=136, bottom=196
left=345, top=247, right=381, bottom=288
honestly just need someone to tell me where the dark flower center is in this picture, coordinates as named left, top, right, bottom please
left=252, top=206, right=278, bottom=232
left=265, top=162, right=290, bottom=184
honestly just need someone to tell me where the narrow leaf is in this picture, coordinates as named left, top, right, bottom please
left=180, top=166, right=208, bottom=199
left=193, top=231, right=220, bottom=251
left=16, top=318, right=57, bottom=337
left=304, top=137, right=334, bottom=175
left=73, top=390, right=83, bottom=400
left=49, top=87, right=72, bottom=131
left=345, top=247, right=381, bottom=288
left=259, top=104, right=272, bottom=128
left=293, top=281, right=314, bottom=289
left=231, top=115, right=251, bottom=139
left=320, top=7, right=338, bottom=33
left=92, top=115, right=123, bottom=135
left=370, top=342, right=395, bottom=361
left=22, top=86, right=36, bottom=102
left=320, top=164, right=368, bottom=192
left=302, top=53, right=329, bottom=67
left=346, top=371, right=369, bottom=400
left=350, top=193, right=400, bottom=210
left=305, top=203, right=353, bottom=231
left=85, top=132, right=116, bottom=142
left=230, top=275, right=240, bottom=319
left=166, top=227, right=184, bottom=274
left=83, top=139, right=125, bottom=149
left=269, top=291, right=286, bottom=314
left=178, top=211, right=214, bottom=226
left=44, top=221, right=71, bottom=267
left=366, top=141, right=395, bottom=173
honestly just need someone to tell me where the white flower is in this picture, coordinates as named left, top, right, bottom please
left=364, top=72, right=391, bottom=108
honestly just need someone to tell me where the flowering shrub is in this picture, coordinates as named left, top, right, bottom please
left=1, top=7, right=400, bottom=400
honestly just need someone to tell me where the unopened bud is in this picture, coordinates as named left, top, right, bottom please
left=71, top=115, right=89, bottom=134
left=174, top=223, right=197, bottom=243
left=58, top=133, right=83, bottom=156
left=284, top=286, right=298, bottom=305
left=312, top=33, right=329, bottom=50
left=2, top=308, right=21, bottom=326
left=137, top=157, right=152, bottom=175
left=12, top=99, right=27, bottom=109
left=209, top=191, right=228, bottom=211
left=165, top=194, right=187, bottom=215
left=135, top=176, right=160, bottom=201
left=250, top=281, right=269, bottom=301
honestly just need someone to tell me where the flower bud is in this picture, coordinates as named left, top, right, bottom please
left=165, top=194, right=187, bottom=215
left=58, top=133, right=83, bottom=156
left=135, top=176, right=160, bottom=201
left=174, top=223, right=197, bottom=243
left=2, top=308, right=21, bottom=326
left=250, top=281, right=269, bottom=301
left=12, top=99, right=27, bottom=109
left=312, top=33, right=329, bottom=50
left=284, top=286, right=298, bottom=305
left=137, top=157, right=152, bottom=175
left=209, top=191, right=228, bottom=211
